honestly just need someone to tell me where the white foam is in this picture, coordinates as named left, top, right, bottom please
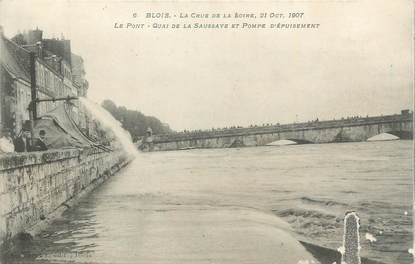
left=337, top=246, right=345, bottom=255
left=365, top=233, right=377, bottom=243
left=367, top=133, right=399, bottom=141
left=267, top=139, right=298, bottom=146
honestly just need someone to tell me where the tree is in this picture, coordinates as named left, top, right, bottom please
left=101, top=99, right=172, bottom=142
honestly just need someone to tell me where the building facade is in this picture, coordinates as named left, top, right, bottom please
left=0, top=26, right=89, bottom=136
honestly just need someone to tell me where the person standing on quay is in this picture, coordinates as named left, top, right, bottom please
left=13, top=128, right=34, bottom=152
left=33, top=130, right=48, bottom=151
left=0, top=129, right=15, bottom=153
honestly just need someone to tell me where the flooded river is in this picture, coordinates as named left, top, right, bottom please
left=3, top=141, right=413, bottom=264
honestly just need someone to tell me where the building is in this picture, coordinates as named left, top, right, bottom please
left=0, top=26, right=89, bottom=136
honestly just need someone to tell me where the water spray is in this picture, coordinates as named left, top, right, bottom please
left=79, top=98, right=139, bottom=157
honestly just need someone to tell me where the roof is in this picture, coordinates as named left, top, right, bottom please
left=0, top=34, right=31, bottom=82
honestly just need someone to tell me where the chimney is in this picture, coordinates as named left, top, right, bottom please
left=401, top=109, right=410, bottom=115
left=27, top=28, right=43, bottom=45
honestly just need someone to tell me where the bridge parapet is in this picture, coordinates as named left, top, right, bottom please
left=153, top=112, right=413, bottom=143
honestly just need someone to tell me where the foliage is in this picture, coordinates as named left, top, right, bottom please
left=101, top=99, right=172, bottom=142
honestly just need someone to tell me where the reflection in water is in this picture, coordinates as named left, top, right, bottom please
left=2, top=141, right=413, bottom=264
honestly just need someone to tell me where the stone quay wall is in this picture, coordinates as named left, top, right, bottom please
left=0, top=148, right=130, bottom=247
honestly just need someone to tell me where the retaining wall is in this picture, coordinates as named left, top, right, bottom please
left=0, top=148, right=129, bottom=247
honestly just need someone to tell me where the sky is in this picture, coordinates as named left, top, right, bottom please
left=0, top=0, right=413, bottom=131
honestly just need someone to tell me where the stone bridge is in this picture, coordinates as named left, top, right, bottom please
left=142, top=111, right=413, bottom=151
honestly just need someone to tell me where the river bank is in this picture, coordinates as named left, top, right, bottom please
left=0, top=148, right=131, bottom=252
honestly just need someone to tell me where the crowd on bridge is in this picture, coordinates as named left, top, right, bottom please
left=154, top=112, right=411, bottom=141
left=157, top=116, right=366, bottom=138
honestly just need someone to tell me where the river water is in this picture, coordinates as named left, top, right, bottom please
left=3, top=141, right=413, bottom=264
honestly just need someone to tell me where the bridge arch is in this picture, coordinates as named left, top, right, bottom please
left=367, top=132, right=399, bottom=141
left=286, top=138, right=313, bottom=144
left=384, top=130, right=413, bottom=139
left=367, top=131, right=413, bottom=141
left=266, top=138, right=313, bottom=146
left=229, top=138, right=246, bottom=148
